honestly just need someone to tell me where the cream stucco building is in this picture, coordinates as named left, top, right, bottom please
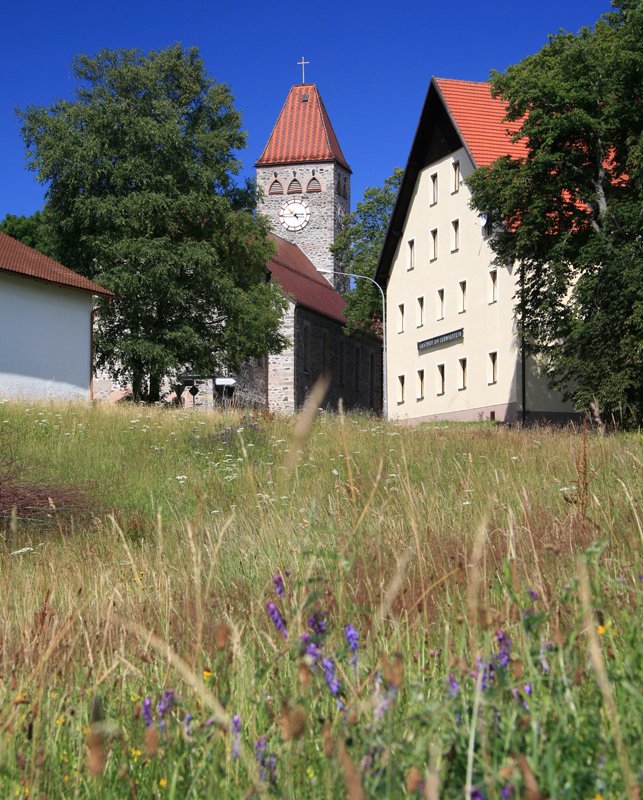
left=376, top=78, right=575, bottom=424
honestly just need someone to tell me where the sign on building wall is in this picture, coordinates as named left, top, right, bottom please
left=417, top=328, right=463, bottom=352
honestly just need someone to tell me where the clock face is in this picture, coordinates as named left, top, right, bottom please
left=280, top=199, right=310, bottom=232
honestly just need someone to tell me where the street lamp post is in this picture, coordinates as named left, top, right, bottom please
left=317, top=269, right=387, bottom=418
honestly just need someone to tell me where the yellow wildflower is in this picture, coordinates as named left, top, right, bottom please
left=130, top=748, right=142, bottom=762
left=202, top=670, right=213, bottom=681
left=597, top=625, right=606, bottom=636
left=55, top=715, right=65, bottom=726
left=307, top=766, right=316, bottom=779
left=159, top=777, right=168, bottom=788
left=594, top=794, right=604, bottom=800
left=63, top=775, right=70, bottom=783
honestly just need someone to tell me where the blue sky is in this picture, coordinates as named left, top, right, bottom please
left=0, top=0, right=610, bottom=220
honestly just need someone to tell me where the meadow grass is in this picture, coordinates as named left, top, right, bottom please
left=0, top=399, right=641, bottom=799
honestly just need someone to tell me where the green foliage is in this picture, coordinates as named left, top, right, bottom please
left=19, top=46, right=287, bottom=401
left=332, top=168, right=403, bottom=335
left=467, top=2, right=643, bottom=425
left=0, top=211, right=55, bottom=257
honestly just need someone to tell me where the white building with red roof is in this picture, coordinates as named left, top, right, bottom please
left=0, top=232, right=112, bottom=400
left=375, top=78, right=574, bottom=423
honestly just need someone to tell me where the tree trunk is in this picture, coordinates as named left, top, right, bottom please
left=148, top=374, right=162, bottom=404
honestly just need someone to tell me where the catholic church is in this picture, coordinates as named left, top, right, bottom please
left=228, top=80, right=383, bottom=413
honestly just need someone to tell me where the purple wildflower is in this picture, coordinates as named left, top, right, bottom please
left=272, top=573, right=285, bottom=598
left=322, top=657, right=340, bottom=696
left=231, top=715, right=241, bottom=761
left=299, top=633, right=321, bottom=665
left=495, top=630, right=512, bottom=668
left=142, top=697, right=153, bottom=728
left=448, top=673, right=459, bottom=697
left=184, top=712, right=192, bottom=738
left=344, top=624, right=359, bottom=666
left=157, top=689, right=175, bottom=734
left=309, top=612, right=328, bottom=637
left=374, top=674, right=398, bottom=720
left=469, top=787, right=484, bottom=800
left=266, top=602, right=288, bottom=638
left=500, top=786, right=514, bottom=798
left=527, top=588, right=539, bottom=601
left=254, top=736, right=276, bottom=785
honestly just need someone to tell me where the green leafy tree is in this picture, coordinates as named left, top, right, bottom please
left=467, top=1, right=643, bottom=425
left=0, top=211, right=55, bottom=257
left=332, top=168, right=403, bottom=335
left=20, top=46, right=286, bottom=402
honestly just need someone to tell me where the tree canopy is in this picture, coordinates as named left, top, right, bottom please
left=467, top=1, right=643, bottom=424
left=20, top=45, right=286, bottom=402
left=0, top=212, right=55, bottom=257
left=332, top=168, right=403, bottom=335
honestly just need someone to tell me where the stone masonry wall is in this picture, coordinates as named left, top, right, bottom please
left=267, top=301, right=296, bottom=413
left=257, top=161, right=350, bottom=288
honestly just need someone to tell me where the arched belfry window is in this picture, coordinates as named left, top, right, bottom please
left=287, top=178, right=302, bottom=194
left=307, top=177, right=321, bottom=193
left=268, top=180, right=283, bottom=195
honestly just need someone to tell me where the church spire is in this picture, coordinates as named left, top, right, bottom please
left=256, top=84, right=351, bottom=173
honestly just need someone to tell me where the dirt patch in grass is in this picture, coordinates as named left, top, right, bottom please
left=0, top=478, right=92, bottom=525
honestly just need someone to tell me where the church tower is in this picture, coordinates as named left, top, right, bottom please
left=256, top=83, right=351, bottom=286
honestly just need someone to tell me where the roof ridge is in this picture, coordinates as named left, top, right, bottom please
left=435, top=77, right=491, bottom=86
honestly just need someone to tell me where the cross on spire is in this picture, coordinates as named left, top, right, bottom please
left=297, top=56, right=310, bottom=84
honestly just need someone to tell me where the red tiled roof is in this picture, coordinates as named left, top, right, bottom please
left=268, top=234, right=345, bottom=323
left=434, top=78, right=528, bottom=166
left=0, top=232, right=113, bottom=297
left=256, top=84, right=351, bottom=172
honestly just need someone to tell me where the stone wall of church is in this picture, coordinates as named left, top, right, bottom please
left=267, top=301, right=297, bottom=413
left=294, top=307, right=383, bottom=413
left=257, top=161, right=350, bottom=286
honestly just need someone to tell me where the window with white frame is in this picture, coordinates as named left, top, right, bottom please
left=488, top=351, right=498, bottom=385
left=416, top=296, right=424, bottom=327
left=417, top=369, right=425, bottom=400
left=397, top=374, right=405, bottom=404
left=458, top=358, right=467, bottom=390
left=397, top=303, right=405, bottom=333
left=407, top=238, right=415, bottom=271
left=430, top=173, right=438, bottom=205
left=430, top=228, right=438, bottom=261
left=437, top=363, right=445, bottom=395
left=437, top=288, right=445, bottom=320
left=451, top=219, right=460, bottom=252
left=452, top=160, right=461, bottom=193
left=458, top=280, right=467, bottom=313
left=489, top=269, right=498, bottom=304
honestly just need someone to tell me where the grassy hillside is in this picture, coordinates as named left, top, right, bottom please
left=0, top=400, right=640, bottom=798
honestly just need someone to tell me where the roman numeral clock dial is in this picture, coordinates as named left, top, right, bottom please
left=280, top=199, right=311, bottom=232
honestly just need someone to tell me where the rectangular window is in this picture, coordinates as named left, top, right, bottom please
left=437, top=288, right=445, bottom=320
left=458, top=280, right=467, bottom=313
left=303, top=325, right=311, bottom=373
left=430, top=173, right=438, bottom=205
left=407, top=239, right=415, bottom=271
left=397, top=303, right=405, bottom=333
left=458, top=358, right=467, bottom=390
left=417, top=369, right=425, bottom=400
left=397, top=374, right=405, bottom=404
left=437, top=363, right=445, bottom=395
left=416, top=296, right=424, bottom=327
left=354, top=346, right=360, bottom=390
left=451, top=219, right=460, bottom=252
left=452, top=160, right=461, bottom=193
left=430, top=228, right=438, bottom=261
left=488, top=351, right=498, bottom=385
left=321, top=330, right=329, bottom=374
left=489, top=269, right=498, bottom=304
